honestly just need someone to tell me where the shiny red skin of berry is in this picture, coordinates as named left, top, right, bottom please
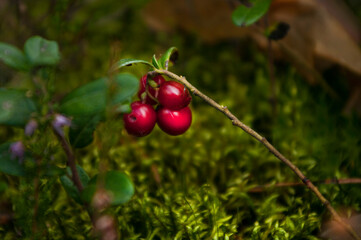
left=158, top=81, right=191, bottom=110
left=123, top=101, right=157, bottom=137
left=157, top=106, right=192, bottom=136
left=137, top=74, right=166, bottom=105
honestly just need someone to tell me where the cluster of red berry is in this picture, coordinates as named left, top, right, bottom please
left=123, top=74, right=192, bottom=137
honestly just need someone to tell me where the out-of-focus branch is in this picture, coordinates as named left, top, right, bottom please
left=249, top=178, right=361, bottom=193
left=52, top=124, right=83, bottom=192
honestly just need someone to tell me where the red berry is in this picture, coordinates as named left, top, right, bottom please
left=157, top=106, right=192, bottom=136
left=137, top=74, right=166, bottom=105
left=158, top=81, right=191, bottom=110
left=123, top=101, right=157, bottom=137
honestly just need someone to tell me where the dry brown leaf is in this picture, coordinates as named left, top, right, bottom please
left=320, top=214, right=361, bottom=240
left=316, top=0, right=361, bottom=42
left=269, top=0, right=361, bottom=77
left=143, top=0, right=361, bottom=113
left=143, top=0, right=361, bottom=78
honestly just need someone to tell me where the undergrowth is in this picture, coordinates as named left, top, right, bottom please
left=0, top=1, right=360, bottom=239
left=2, top=65, right=359, bottom=239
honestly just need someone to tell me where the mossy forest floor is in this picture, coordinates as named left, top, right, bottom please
left=1, top=1, right=361, bottom=239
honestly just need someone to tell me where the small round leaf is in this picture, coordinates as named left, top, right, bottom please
left=0, top=89, right=37, bottom=127
left=81, top=171, right=134, bottom=206
left=24, top=36, right=60, bottom=66
left=0, top=42, right=30, bottom=71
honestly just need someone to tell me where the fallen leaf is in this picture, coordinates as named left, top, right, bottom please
left=268, top=0, right=361, bottom=77
left=320, top=214, right=361, bottom=240
left=143, top=0, right=361, bottom=113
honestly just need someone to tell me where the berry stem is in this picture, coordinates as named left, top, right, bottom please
left=145, top=73, right=160, bottom=104
left=155, top=69, right=361, bottom=240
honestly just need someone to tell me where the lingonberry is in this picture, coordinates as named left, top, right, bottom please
left=157, top=106, right=192, bottom=136
left=158, top=81, right=191, bottom=110
left=123, top=101, right=157, bottom=137
left=137, top=74, right=165, bottom=105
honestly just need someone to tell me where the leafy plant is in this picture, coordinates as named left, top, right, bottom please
left=0, top=36, right=136, bottom=238
left=0, top=2, right=361, bottom=238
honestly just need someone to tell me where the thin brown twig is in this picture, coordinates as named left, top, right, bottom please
left=249, top=178, right=361, bottom=193
left=52, top=123, right=115, bottom=238
left=155, top=69, right=361, bottom=240
left=52, top=127, right=83, bottom=192
left=52, top=125, right=100, bottom=230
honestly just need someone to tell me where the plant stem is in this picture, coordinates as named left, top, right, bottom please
left=249, top=178, right=361, bottom=193
left=156, top=69, right=361, bottom=240
left=145, top=72, right=160, bottom=104
left=52, top=127, right=83, bottom=192
left=52, top=124, right=111, bottom=238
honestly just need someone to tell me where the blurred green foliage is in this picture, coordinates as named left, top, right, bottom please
left=0, top=0, right=361, bottom=239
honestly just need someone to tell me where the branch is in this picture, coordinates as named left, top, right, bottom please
left=52, top=126, right=83, bottom=192
left=155, top=69, right=361, bottom=240
left=249, top=178, right=361, bottom=193
left=52, top=119, right=104, bottom=236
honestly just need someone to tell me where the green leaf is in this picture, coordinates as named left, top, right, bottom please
left=152, top=55, right=161, bottom=69
left=0, top=89, right=37, bottom=126
left=59, top=73, right=138, bottom=118
left=0, top=42, right=30, bottom=71
left=24, top=36, right=60, bottom=66
left=81, top=171, right=134, bottom=206
left=232, top=0, right=271, bottom=27
left=60, top=165, right=90, bottom=204
left=110, top=59, right=153, bottom=72
left=59, top=79, right=107, bottom=118
left=59, top=73, right=138, bottom=148
left=109, top=74, right=139, bottom=105
left=159, top=47, right=178, bottom=69
left=0, top=143, right=26, bottom=176
left=68, top=115, right=103, bottom=148
left=0, top=181, right=8, bottom=193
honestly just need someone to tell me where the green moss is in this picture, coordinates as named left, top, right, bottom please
left=1, top=1, right=361, bottom=239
